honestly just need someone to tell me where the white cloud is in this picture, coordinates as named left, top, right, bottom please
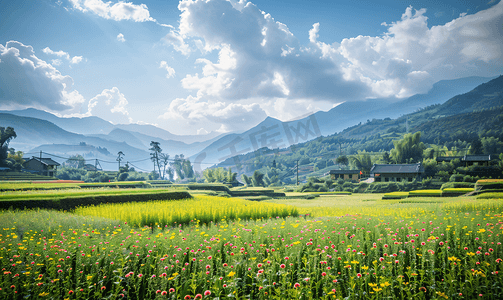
left=87, top=87, right=130, bottom=124
left=70, top=56, right=83, bottom=64
left=51, top=59, right=63, bottom=66
left=158, top=0, right=503, bottom=133
left=159, top=95, right=267, bottom=132
left=159, top=61, right=175, bottom=78
left=117, top=33, right=126, bottom=42
left=174, top=0, right=365, bottom=103
left=69, top=0, right=155, bottom=22
left=42, top=46, right=84, bottom=65
left=338, top=2, right=503, bottom=97
left=0, top=41, right=85, bottom=111
left=162, top=30, right=191, bottom=56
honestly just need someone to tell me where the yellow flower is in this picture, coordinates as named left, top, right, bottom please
left=227, top=271, right=236, bottom=277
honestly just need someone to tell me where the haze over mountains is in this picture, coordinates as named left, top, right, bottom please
left=0, top=75, right=498, bottom=172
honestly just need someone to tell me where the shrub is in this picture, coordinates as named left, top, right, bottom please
left=408, top=190, right=442, bottom=197
left=449, top=174, right=464, bottom=182
left=440, top=182, right=475, bottom=190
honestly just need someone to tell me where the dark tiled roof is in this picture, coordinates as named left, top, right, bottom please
left=436, top=156, right=463, bottom=162
left=329, top=170, right=361, bottom=174
left=370, top=163, right=424, bottom=174
left=26, top=157, right=60, bottom=166
left=463, top=155, right=491, bottom=162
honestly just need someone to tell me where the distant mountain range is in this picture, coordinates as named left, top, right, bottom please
left=189, top=75, right=497, bottom=169
left=0, top=75, right=498, bottom=172
left=212, top=75, right=503, bottom=182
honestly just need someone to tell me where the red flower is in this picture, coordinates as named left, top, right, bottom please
left=184, top=295, right=192, bottom=300
left=294, top=283, right=300, bottom=288
left=161, top=291, right=168, bottom=295
left=68, top=290, right=74, bottom=295
left=169, top=288, right=175, bottom=293
left=204, top=290, right=211, bottom=296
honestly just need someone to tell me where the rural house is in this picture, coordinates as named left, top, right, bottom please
left=23, top=157, right=60, bottom=177
left=329, top=170, right=362, bottom=182
left=436, top=154, right=495, bottom=167
left=370, top=162, right=424, bottom=182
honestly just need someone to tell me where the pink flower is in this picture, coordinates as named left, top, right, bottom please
left=169, top=288, right=175, bottom=293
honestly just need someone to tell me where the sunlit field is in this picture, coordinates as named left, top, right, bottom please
left=1, top=194, right=502, bottom=299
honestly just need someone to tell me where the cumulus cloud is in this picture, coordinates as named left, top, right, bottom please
left=158, top=0, right=503, bottom=133
left=87, top=87, right=130, bottom=124
left=0, top=41, right=85, bottom=111
left=69, top=0, right=155, bottom=22
left=160, top=95, right=267, bottom=132
left=117, top=33, right=126, bottom=42
left=159, top=61, right=175, bottom=78
left=42, top=46, right=84, bottom=65
left=174, top=0, right=366, bottom=103
left=162, top=30, right=191, bottom=56
left=338, top=2, right=503, bottom=97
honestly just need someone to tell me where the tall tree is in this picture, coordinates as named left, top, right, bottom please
left=251, top=170, right=265, bottom=187
left=390, top=132, right=425, bottom=164
left=65, top=154, right=85, bottom=168
left=149, top=141, right=162, bottom=176
left=172, top=154, right=184, bottom=180
left=0, top=127, right=17, bottom=168
left=160, top=153, right=171, bottom=180
left=335, top=155, right=349, bottom=166
left=349, top=150, right=373, bottom=176
left=241, top=174, right=252, bottom=186
left=116, top=151, right=124, bottom=171
left=182, top=159, right=194, bottom=179
left=469, top=137, right=483, bottom=155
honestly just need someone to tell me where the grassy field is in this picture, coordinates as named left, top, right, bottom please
left=1, top=191, right=502, bottom=299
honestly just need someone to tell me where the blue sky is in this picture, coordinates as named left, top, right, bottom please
left=1, top=0, right=502, bottom=135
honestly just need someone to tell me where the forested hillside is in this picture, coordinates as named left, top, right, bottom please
left=213, top=76, right=503, bottom=184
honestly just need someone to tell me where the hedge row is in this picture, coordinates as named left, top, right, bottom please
left=382, top=192, right=409, bottom=200
left=440, top=182, right=475, bottom=190
left=0, top=191, right=192, bottom=211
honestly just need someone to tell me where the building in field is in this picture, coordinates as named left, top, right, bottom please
left=329, top=170, right=362, bottom=182
left=23, top=157, right=60, bottom=177
left=436, top=154, right=495, bottom=167
left=370, top=162, right=424, bottom=182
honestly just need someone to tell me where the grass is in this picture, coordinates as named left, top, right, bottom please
left=1, top=192, right=503, bottom=299
left=477, top=192, right=503, bottom=199
left=0, top=187, right=180, bottom=201
left=74, top=195, right=299, bottom=227
left=408, top=189, right=443, bottom=197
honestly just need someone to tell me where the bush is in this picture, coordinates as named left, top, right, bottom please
left=449, top=174, right=464, bottom=182
left=0, top=191, right=192, bottom=210
left=440, top=182, right=475, bottom=190
left=409, top=190, right=442, bottom=197
left=117, top=172, right=129, bottom=181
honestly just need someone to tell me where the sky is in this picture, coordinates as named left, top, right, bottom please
left=0, top=0, right=502, bottom=136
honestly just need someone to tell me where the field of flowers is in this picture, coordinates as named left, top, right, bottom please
left=1, top=194, right=502, bottom=299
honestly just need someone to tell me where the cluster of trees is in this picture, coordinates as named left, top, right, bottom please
left=149, top=141, right=195, bottom=181
left=0, top=127, right=24, bottom=170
